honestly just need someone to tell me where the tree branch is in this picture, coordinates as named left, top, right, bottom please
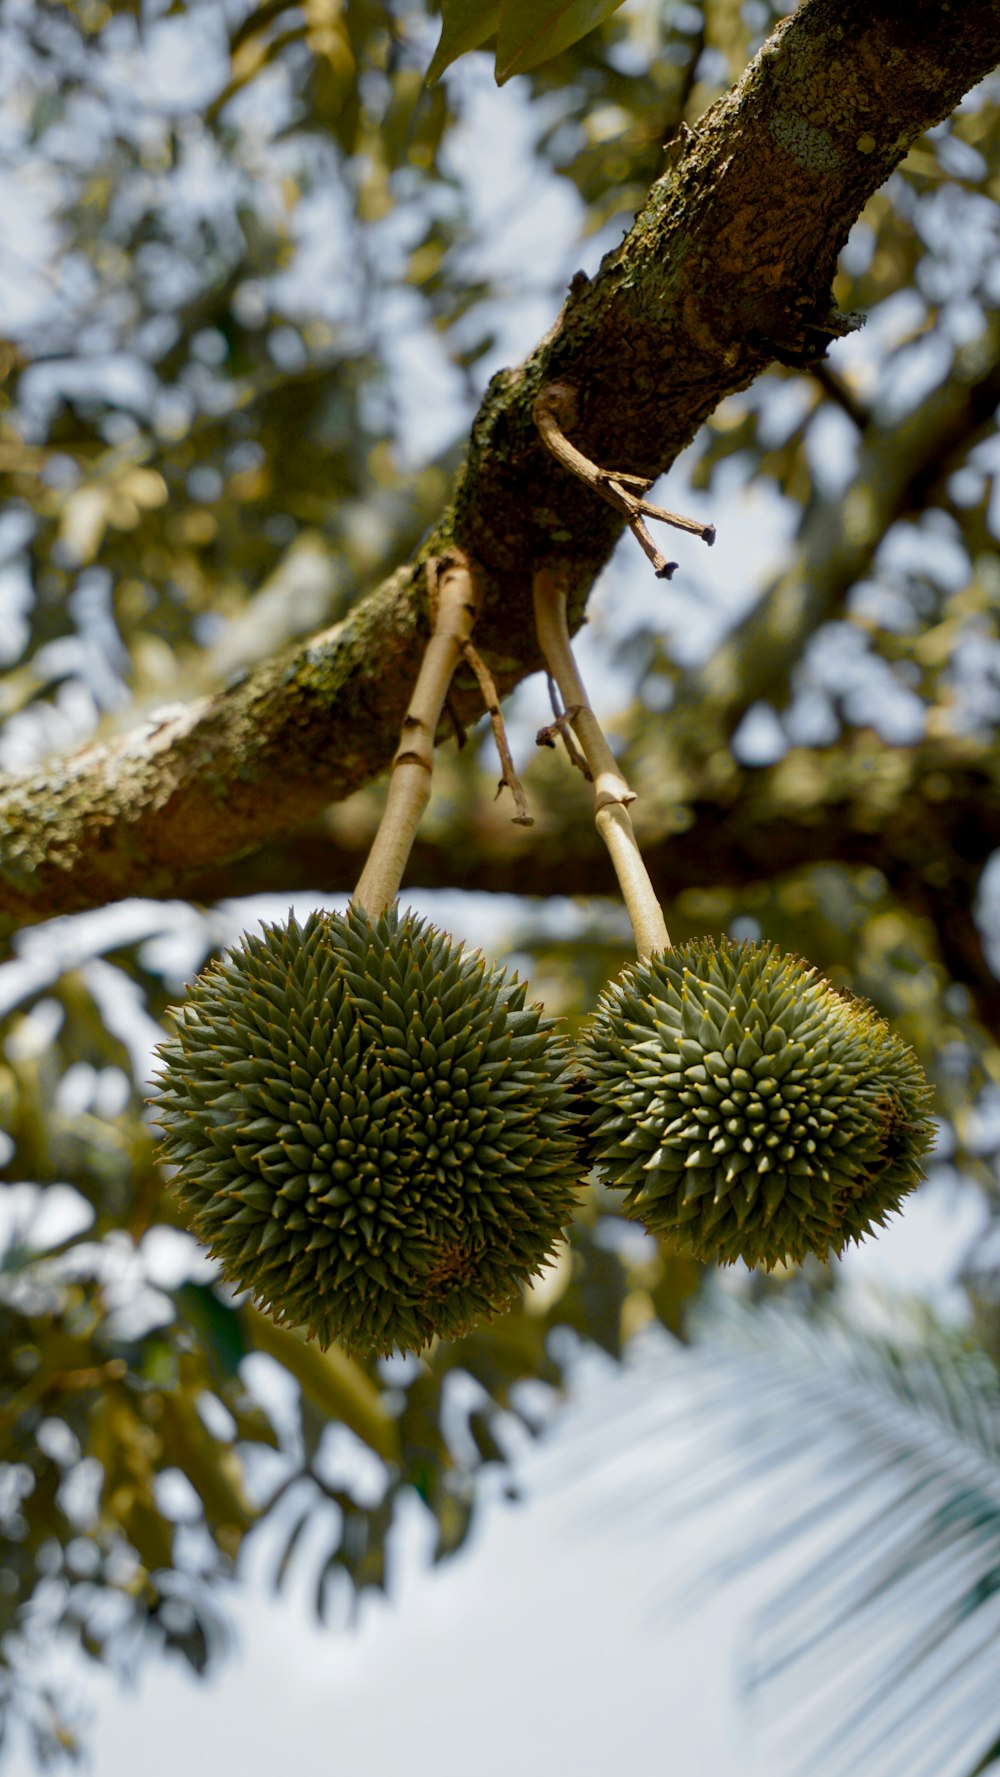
left=3, top=0, right=1000, bottom=939
left=178, top=728, right=1000, bottom=1028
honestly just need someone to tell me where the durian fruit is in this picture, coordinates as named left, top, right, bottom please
left=578, top=936, right=935, bottom=1269
left=153, top=904, right=582, bottom=1358
left=153, top=552, right=582, bottom=1356
left=530, top=569, right=933, bottom=1270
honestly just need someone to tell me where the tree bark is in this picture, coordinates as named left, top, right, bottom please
left=3, top=0, right=1000, bottom=939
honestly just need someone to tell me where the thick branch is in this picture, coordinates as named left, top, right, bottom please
left=0, top=568, right=422, bottom=935
left=3, top=0, right=1000, bottom=937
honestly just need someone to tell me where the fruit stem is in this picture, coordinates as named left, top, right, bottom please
left=353, top=553, right=481, bottom=918
left=532, top=566, right=670, bottom=960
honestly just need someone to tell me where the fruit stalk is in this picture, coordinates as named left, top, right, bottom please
left=532, top=566, right=669, bottom=960
left=354, top=553, right=481, bottom=918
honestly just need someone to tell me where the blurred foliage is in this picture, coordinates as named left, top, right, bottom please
left=542, top=1296, right=1000, bottom=1777
left=427, top=0, right=629, bottom=85
left=1, top=0, right=1000, bottom=1768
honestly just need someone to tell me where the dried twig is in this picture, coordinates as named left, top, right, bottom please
left=538, top=676, right=591, bottom=779
left=533, top=382, right=715, bottom=579
left=458, top=637, right=533, bottom=825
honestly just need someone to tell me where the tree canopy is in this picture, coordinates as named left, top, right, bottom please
left=2, top=1, right=1000, bottom=1769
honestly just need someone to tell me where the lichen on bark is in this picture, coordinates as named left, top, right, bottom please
left=3, top=0, right=1000, bottom=940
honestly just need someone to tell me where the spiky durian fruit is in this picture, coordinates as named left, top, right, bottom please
left=153, top=906, right=582, bottom=1358
left=579, top=937, right=934, bottom=1268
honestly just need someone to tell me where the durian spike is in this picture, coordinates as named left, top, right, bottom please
left=354, top=552, right=481, bottom=918
left=533, top=566, right=670, bottom=962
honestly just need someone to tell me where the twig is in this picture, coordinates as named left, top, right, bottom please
left=536, top=713, right=593, bottom=780
left=538, top=676, right=591, bottom=780
left=532, top=566, right=670, bottom=961
left=533, top=383, right=715, bottom=580
left=458, top=637, right=533, bottom=825
left=353, top=552, right=480, bottom=917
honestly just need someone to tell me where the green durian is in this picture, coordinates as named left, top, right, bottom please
left=153, top=905, right=582, bottom=1358
left=579, top=937, right=934, bottom=1268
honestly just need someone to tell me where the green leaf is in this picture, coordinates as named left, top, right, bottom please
left=495, top=0, right=627, bottom=83
left=426, top=0, right=501, bottom=83
left=175, top=1280, right=247, bottom=1380
left=427, top=0, right=626, bottom=84
left=239, top=1304, right=401, bottom=1466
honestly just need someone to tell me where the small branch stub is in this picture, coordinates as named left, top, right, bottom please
left=533, top=383, right=715, bottom=580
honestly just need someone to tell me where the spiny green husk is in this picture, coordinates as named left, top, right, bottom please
left=579, top=937, right=934, bottom=1269
left=152, top=906, right=582, bottom=1358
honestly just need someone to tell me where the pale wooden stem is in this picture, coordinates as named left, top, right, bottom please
left=353, top=555, right=480, bottom=918
left=532, top=567, right=670, bottom=961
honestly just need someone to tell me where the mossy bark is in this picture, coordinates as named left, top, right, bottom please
left=3, top=0, right=1000, bottom=939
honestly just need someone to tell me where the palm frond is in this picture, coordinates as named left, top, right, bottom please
left=538, top=1297, right=1000, bottom=1777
